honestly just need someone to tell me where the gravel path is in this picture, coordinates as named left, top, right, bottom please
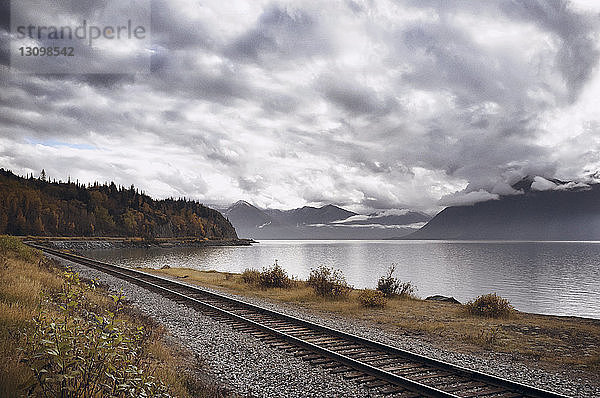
left=54, top=255, right=598, bottom=398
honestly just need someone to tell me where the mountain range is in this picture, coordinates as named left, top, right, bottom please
left=403, top=175, right=600, bottom=240
left=218, top=201, right=430, bottom=239
left=220, top=174, right=600, bottom=241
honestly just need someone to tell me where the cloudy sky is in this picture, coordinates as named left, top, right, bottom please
left=1, top=0, right=600, bottom=214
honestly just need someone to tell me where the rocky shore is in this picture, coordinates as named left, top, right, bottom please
left=35, top=238, right=253, bottom=251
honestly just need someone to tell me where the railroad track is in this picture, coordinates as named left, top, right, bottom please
left=29, top=243, right=568, bottom=398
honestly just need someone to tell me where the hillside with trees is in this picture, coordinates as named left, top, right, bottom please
left=0, top=169, right=238, bottom=239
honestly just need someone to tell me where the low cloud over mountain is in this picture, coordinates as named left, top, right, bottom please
left=405, top=175, right=600, bottom=240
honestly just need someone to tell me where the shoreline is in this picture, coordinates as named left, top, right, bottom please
left=23, top=236, right=255, bottom=250
left=35, top=237, right=598, bottom=321
left=142, top=266, right=600, bottom=387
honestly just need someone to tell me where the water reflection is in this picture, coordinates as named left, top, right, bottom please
left=84, top=240, right=600, bottom=319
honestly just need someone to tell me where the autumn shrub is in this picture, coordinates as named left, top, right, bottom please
left=258, top=261, right=294, bottom=289
left=358, top=289, right=386, bottom=308
left=466, top=293, right=514, bottom=318
left=307, top=266, right=351, bottom=299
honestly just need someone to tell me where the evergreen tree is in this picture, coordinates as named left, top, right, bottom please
left=0, top=168, right=237, bottom=239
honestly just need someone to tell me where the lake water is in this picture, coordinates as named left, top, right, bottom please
left=83, top=240, right=600, bottom=319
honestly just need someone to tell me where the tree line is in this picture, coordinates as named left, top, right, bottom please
left=0, top=168, right=238, bottom=239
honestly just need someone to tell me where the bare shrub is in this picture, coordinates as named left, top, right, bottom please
left=376, top=264, right=400, bottom=297
left=397, top=281, right=417, bottom=298
left=376, top=264, right=417, bottom=298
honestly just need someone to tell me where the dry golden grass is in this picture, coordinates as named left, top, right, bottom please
left=0, top=236, right=227, bottom=398
left=0, top=241, right=55, bottom=397
left=146, top=267, right=600, bottom=377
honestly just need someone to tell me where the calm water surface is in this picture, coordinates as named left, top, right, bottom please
left=83, top=240, right=600, bottom=319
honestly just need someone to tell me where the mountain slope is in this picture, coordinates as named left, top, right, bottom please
left=0, top=169, right=237, bottom=239
left=224, top=201, right=276, bottom=228
left=265, top=204, right=357, bottom=226
left=406, top=181, right=600, bottom=240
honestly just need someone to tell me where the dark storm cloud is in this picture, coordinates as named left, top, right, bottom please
left=404, top=0, right=599, bottom=103
left=148, top=51, right=253, bottom=105
left=502, top=0, right=599, bottom=101
left=317, top=71, right=399, bottom=115
left=71, top=74, right=136, bottom=89
left=345, top=1, right=364, bottom=14
left=226, top=4, right=327, bottom=63
left=400, top=24, right=526, bottom=107
left=151, top=0, right=214, bottom=50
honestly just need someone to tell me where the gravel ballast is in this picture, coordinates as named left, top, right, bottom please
left=54, top=255, right=376, bottom=398
left=53, top=255, right=598, bottom=398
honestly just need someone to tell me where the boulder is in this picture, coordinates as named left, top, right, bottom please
left=425, top=295, right=461, bottom=304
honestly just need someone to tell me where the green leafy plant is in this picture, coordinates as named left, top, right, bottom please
left=307, top=266, right=351, bottom=299
left=0, top=235, right=40, bottom=262
left=21, top=270, right=171, bottom=398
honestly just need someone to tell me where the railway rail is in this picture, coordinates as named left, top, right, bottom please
left=29, top=243, right=569, bottom=398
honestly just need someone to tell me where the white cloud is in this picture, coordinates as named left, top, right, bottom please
left=531, top=176, right=558, bottom=191
left=555, top=181, right=590, bottom=191
left=439, top=190, right=500, bottom=207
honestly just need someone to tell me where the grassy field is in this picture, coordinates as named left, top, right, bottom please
left=144, top=266, right=600, bottom=378
left=0, top=236, right=229, bottom=398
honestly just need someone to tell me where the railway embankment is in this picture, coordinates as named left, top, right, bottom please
left=7, top=238, right=599, bottom=397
